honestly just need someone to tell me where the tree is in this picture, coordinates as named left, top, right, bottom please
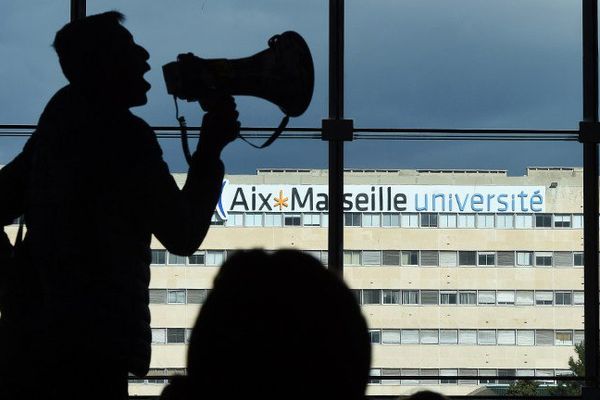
left=547, top=341, right=584, bottom=396
left=507, top=379, right=539, bottom=396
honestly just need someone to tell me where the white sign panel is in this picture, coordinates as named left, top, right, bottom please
left=215, top=182, right=545, bottom=220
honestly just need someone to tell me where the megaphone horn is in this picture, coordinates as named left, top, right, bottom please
left=163, top=31, right=314, bottom=118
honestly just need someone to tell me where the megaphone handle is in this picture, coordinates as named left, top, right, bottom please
left=238, top=115, right=290, bottom=149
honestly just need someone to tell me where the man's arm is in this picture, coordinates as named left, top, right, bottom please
left=139, top=97, right=239, bottom=256
left=0, top=138, right=35, bottom=225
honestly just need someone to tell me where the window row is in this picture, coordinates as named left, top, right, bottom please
left=208, top=212, right=586, bottom=229
left=368, top=368, right=573, bottom=386
left=344, top=250, right=584, bottom=268
left=149, top=289, right=210, bottom=304
left=368, top=329, right=583, bottom=346
left=151, top=328, right=192, bottom=344
left=354, top=289, right=584, bottom=306
left=151, top=250, right=227, bottom=266
left=129, top=369, right=186, bottom=385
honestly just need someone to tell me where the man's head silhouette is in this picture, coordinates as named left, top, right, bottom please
left=53, top=11, right=151, bottom=108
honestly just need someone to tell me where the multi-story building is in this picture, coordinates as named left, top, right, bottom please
left=2, top=166, right=585, bottom=397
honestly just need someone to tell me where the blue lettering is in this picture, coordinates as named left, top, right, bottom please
left=530, top=190, right=543, bottom=212
left=471, top=194, right=483, bottom=212
left=497, top=194, right=508, bottom=212
left=448, top=193, right=453, bottom=212
left=415, top=193, right=429, bottom=211
left=432, top=193, right=445, bottom=211
left=518, top=191, right=528, bottom=212
left=455, top=193, right=469, bottom=212
left=486, top=194, right=495, bottom=212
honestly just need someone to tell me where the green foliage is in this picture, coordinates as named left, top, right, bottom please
left=507, top=380, right=539, bottom=396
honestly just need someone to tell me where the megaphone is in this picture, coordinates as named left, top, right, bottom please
left=163, top=31, right=314, bottom=118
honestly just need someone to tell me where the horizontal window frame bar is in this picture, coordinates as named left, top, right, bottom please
left=0, top=124, right=579, bottom=141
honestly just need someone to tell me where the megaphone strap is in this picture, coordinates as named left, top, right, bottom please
left=238, top=115, right=289, bottom=149
left=174, top=97, right=288, bottom=167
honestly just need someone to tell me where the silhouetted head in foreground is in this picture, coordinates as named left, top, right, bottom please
left=163, top=249, right=371, bottom=400
left=407, top=390, right=449, bottom=400
left=53, top=11, right=151, bottom=108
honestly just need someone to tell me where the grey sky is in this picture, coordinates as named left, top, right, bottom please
left=0, top=1, right=583, bottom=174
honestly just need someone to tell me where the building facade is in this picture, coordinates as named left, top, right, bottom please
left=3, top=167, right=585, bottom=397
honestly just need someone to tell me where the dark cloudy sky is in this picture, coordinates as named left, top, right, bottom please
left=0, top=1, right=584, bottom=175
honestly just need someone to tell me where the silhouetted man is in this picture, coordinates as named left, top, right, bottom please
left=0, top=11, right=238, bottom=399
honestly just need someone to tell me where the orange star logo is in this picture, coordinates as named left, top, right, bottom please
left=273, top=190, right=288, bottom=210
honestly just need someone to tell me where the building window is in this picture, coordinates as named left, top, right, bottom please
left=401, top=330, right=419, bottom=344
left=555, top=331, right=574, bottom=346
left=459, top=291, right=477, bottom=305
left=555, top=292, right=572, bottom=305
left=458, top=251, right=476, bottom=266
left=167, top=253, right=186, bottom=265
left=400, top=213, right=419, bottom=228
left=574, top=252, right=584, bottom=267
left=362, top=213, right=381, bottom=227
left=478, top=252, right=496, bottom=267
left=362, top=290, right=381, bottom=305
left=369, top=369, right=382, bottom=385
left=382, top=251, right=400, bottom=266
left=206, top=250, right=225, bottom=266
left=572, top=214, right=583, bottom=229
left=420, top=213, right=438, bottom=228
left=362, top=251, right=381, bottom=266
left=458, top=330, right=477, bottom=345
left=225, top=213, right=244, bottom=227
left=151, top=328, right=166, bottom=344
left=369, top=330, right=381, bottom=344
left=478, top=330, right=496, bottom=345
left=344, top=213, right=361, bottom=227
left=167, top=290, right=186, bottom=304
left=420, top=250, right=439, bottom=267
left=420, top=330, right=439, bottom=344
left=554, top=214, right=571, bottom=228
left=534, top=214, right=552, bottom=228
left=401, top=250, right=419, bottom=266
left=303, top=213, right=321, bottom=226
left=344, top=250, right=361, bottom=265
left=515, top=214, right=533, bottom=229
left=478, top=291, right=496, bottom=305
left=166, top=328, right=186, bottom=344
left=497, top=291, right=515, bottom=305
left=440, top=330, right=458, bottom=344
left=440, top=369, right=458, bottom=384
left=497, top=330, right=516, bottom=345
left=382, top=213, right=400, bottom=227
left=516, top=251, right=533, bottom=267
left=457, top=214, right=475, bottom=228
left=402, top=290, right=419, bottom=305
left=284, top=214, right=302, bottom=226
left=439, top=213, right=457, bottom=228
left=149, top=289, right=167, bottom=304
left=477, top=214, right=494, bottom=228
left=421, top=290, right=439, bottom=305
left=382, top=290, right=401, bottom=304
left=496, top=214, right=513, bottom=229
left=517, top=330, right=535, bottom=346
left=439, top=251, right=457, bottom=267
left=187, top=289, right=208, bottom=304
left=535, top=330, right=555, bottom=346
left=515, top=291, right=534, bottom=306
left=440, top=291, right=458, bottom=305
left=535, top=252, right=553, bottom=267
left=188, top=251, right=205, bottom=265
left=264, top=214, right=283, bottom=227
left=245, top=213, right=263, bottom=227
left=535, top=291, right=554, bottom=305
left=151, top=250, right=166, bottom=265
left=574, top=291, right=584, bottom=305
left=382, top=330, right=401, bottom=345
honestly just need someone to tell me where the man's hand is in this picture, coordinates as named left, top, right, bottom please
left=196, top=95, right=240, bottom=158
